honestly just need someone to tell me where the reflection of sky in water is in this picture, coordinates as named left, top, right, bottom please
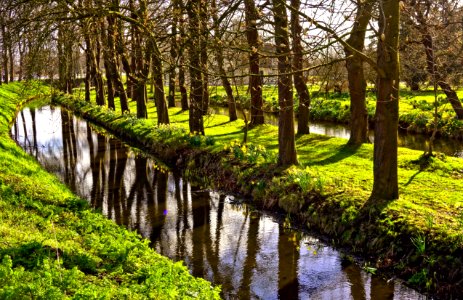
left=12, top=105, right=425, bottom=300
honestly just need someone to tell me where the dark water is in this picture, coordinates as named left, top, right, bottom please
left=211, top=107, right=463, bottom=158
left=12, top=105, right=426, bottom=299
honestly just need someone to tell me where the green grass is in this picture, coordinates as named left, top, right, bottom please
left=58, top=86, right=463, bottom=296
left=0, top=82, right=220, bottom=299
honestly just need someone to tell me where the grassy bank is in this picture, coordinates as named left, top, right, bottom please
left=55, top=89, right=463, bottom=298
left=0, top=82, right=220, bottom=298
left=206, top=85, right=463, bottom=138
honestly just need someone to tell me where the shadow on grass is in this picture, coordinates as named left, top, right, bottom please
left=206, top=120, right=232, bottom=128
left=404, top=170, right=422, bottom=187
left=0, top=241, right=98, bottom=275
left=173, top=109, right=187, bottom=115
left=306, top=143, right=361, bottom=166
left=209, top=130, right=243, bottom=138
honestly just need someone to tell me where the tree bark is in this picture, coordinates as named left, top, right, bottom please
left=186, top=0, right=205, bottom=134
left=89, top=27, right=105, bottom=106
left=168, top=0, right=178, bottom=108
left=244, top=0, right=264, bottom=125
left=212, top=0, right=237, bottom=121
left=1, top=22, right=8, bottom=84
left=106, top=4, right=129, bottom=113
left=273, top=0, right=298, bottom=166
left=200, top=0, right=209, bottom=115
left=291, top=0, right=311, bottom=135
left=344, top=0, right=373, bottom=145
left=8, top=41, right=13, bottom=82
left=150, top=39, right=170, bottom=124
left=84, top=31, right=92, bottom=102
left=371, top=0, right=400, bottom=201
left=178, top=6, right=189, bottom=111
left=132, top=0, right=150, bottom=119
left=100, top=20, right=115, bottom=110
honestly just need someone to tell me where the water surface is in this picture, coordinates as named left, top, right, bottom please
left=12, top=106, right=425, bottom=299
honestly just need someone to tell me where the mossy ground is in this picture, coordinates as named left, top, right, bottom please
left=0, top=82, right=221, bottom=299
left=57, top=86, right=463, bottom=298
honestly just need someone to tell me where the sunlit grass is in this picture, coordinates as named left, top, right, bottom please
left=0, top=82, right=220, bottom=298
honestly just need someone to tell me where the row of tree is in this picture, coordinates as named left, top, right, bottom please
left=1, top=0, right=463, bottom=201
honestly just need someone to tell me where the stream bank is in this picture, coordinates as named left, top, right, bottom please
left=0, top=83, right=220, bottom=298
left=13, top=104, right=424, bottom=299
left=53, top=92, right=463, bottom=299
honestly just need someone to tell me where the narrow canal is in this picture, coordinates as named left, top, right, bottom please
left=211, top=107, right=463, bottom=158
left=11, top=105, right=425, bottom=299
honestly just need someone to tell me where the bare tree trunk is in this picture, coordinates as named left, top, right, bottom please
left=273, top=0, right=298, bottom=166
left=106, top=3, right=129, bottom=112
left=179, top=61, right=189, bottom=110
left=344, top=0, right=373, bottom=145
left=84, top=32, right=92, bottom=102
left=8, top=41, right=14, bottom=82
left=1, top=22, right=8, bottom=84
left=244, top=0, right=264, bottom=125
left=212, top=0, right=237, bottom=121
left=371, top=0, right=400, bottom=201
left=151, top=39, right=170, bottom=124
left=187, top=0, right=205, bottom=134
left=168, top=0, right=178, bottom=108
left=178, top=7, right=189, bottom=111
left=88, top=24, right=105, bottom=106
left=101, top=20, right=115, bottom=109
left=18, top=39, right=24, bottom=81
left=291, top=0, right=311, bottom=135
left=132, top=0, right=149, bottom=119
left=200, top=0, right=209, bottom=115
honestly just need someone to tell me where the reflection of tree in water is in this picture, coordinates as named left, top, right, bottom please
left=61, top=109, right=78, bottom=190
left=370, top=276, right=394, bottom=300
left=278, top=228, right=300, bottom=300
left=88, top=125, right=107, bottom=209
left=30, top=108, right=38, bottom=156
left=173, top=172, right=189, bottom=259
left=343, top=264, right=366, bottom=300
left=191, top=186, right=211, bottom=278
left=106, top=138, right=128, bottom=225
left=239, top=207, right=260, bottom=299
left=149, top=168, right=167, bottom=246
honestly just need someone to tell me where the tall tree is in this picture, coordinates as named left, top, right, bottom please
left=132, top=0, right=150, bottom=119
left=408, top=0, right=463, bottom=119
left=290, top=0, right=311, bottom=135
left=149, top=37, right=170, bottom=124
left=105, top=0, right=129, bottom=112
left=186, top=0, right=205, bottom=134
left=177, top=1, right=189, bottom=111
left=344, top=0, right=373, bottom=145
left=244, top=0, right=264, bottom=126
left=273, top=0, right=298, bottom=166
left=200, top=0, right=209, bottom=115
left=1, top=16, right=10, bottom=84
left=212, top=0, right=237, bottom=121
left=167, top=0, right=179, bottom=108
left=370, top=0, right=400, bottom=200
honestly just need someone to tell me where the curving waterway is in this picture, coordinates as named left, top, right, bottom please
left=11, top=105, right=426, bottom=299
